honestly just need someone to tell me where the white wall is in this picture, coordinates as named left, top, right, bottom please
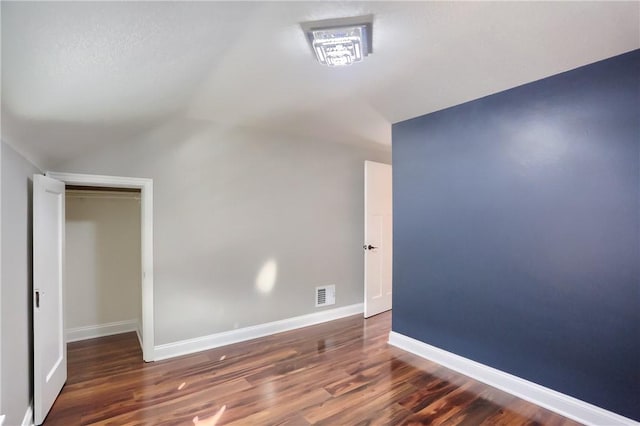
left=54, top=119, right=391, bottom=346
left=65, top=190, right=141, bottom=338
left=0, top=129, right=3, bottom=423
left=0, top=130, right=3, bottom=423
left=1, top=142, right=40, bottom=426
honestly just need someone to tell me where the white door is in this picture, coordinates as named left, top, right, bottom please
left=33, top=174, right=66, bottom=425
left=364, top=161, right=392, bottom=318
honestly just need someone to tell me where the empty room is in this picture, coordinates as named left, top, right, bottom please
left=1, top=1, right=638, bottom=426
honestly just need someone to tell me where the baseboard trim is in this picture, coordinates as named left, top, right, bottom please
left=21, top=401, right=33, bottom=426
left=66, top=319, right=139, bottom=343
left=154, top=303, right=364, bottom=361
left=388, top=331, right=639, bottom=426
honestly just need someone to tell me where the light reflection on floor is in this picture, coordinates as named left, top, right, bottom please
left=192, top=404, right=226, bottom=426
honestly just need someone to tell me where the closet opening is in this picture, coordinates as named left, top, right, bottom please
left=64, top=185, right=143, bottom=355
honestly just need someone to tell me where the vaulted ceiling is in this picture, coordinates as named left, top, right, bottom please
left=2, top=1, right=639, bottom=168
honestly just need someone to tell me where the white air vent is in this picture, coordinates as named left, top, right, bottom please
left=315, top=285, right=336, bottom=307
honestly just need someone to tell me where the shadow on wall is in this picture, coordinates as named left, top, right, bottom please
left=93, top=198, right=141, bottom=330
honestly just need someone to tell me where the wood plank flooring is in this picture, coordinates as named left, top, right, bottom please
left=44, top=312, right=582, bottom=425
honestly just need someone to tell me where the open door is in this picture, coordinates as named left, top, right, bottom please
left=33, top=174, right=66, bottom=425
left=364, top=161, right=392, bottom=318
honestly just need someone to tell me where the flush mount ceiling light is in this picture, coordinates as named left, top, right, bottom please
left=301, top=15, right=373, bottom=67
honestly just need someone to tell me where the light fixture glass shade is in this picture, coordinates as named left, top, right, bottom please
left=311, top=25, right=368, bottom=67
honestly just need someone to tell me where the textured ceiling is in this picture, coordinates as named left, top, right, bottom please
left=2, top=1, right=639, bottom=168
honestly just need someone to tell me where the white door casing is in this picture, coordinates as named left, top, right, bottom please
left=46, top=172, right=154, bottom=362
left=33, top=174, right=67, bottom=425
left=364, top=161, right=392, bottom=318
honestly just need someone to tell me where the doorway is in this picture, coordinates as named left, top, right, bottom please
left=65, top=185, right=142, bottom=348
left=46, top=172, right=154, bottom=360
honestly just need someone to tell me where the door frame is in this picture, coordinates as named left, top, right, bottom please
left=47, top=172, right=155, bottom=362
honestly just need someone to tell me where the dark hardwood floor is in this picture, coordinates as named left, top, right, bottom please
left=44, top=312, right=582, bottom=425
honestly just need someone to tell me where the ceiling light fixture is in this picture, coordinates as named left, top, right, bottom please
left=301, top=15, right=373, bottom=67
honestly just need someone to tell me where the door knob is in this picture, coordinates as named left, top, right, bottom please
left=363, top=244, right=378, bottom=250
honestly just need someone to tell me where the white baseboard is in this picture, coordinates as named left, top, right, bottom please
left=21, top=401, right=33, bottom=426
left=388, top=331, right=639, bottom=426
left=154, top=303, right=364, bottom=361
left=66, top=319, right=139, bottom=343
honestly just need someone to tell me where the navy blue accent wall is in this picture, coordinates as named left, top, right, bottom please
left=392, top=49, right=639, bottom=421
